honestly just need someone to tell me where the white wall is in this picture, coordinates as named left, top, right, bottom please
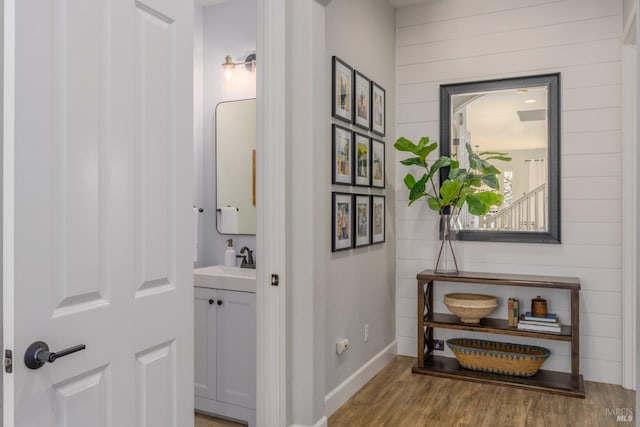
left=325, top=0, right=396, bottom=394
left=197, top=0, right=257, bottom=267
left=395, top=0, right=624, bottom=385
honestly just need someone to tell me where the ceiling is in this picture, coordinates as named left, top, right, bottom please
left=194, top=0, right=232, bottom=6
left=387, top=0, right=435, bottom=8
left=459, top=86, right=548, bottom=151
left=196, top=0, right=434, bottom=8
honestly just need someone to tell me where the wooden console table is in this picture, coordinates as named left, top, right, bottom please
left=412, top=270, right=585, bottom=398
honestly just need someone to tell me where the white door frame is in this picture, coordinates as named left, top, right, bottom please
left=256, top=0, right=287, bottom=425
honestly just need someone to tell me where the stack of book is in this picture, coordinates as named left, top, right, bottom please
left=517, top=312, right=562, bottom=333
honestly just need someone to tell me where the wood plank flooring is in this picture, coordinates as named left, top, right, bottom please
left=329, top=356, right=635, bottom=427
left=195, top=412, right=245, bottom=427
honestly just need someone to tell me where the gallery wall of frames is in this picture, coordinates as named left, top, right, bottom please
left=331, top=56, right=386, bottom=252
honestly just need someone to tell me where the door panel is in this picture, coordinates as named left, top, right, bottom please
left=5, top=0, right=193, bottom=425
left=135, top=2, right=174, bottom=296
left=53, top=366, right=109, bottom=427
left=194, top=287, right=217, bottom=400
left=135, top=341, right=176, bottom=427
left=216, top=290, right=256, bottom=409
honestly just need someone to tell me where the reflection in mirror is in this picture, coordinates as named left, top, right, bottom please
left=216, top=98, right=256, bottom=235
left=440, top=74, right=560, bottom=243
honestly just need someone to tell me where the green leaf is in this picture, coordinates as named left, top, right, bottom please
left=440, top=180, right=462, bottom=205
left=485, top=155, right=512, bottom=162
left=408, top=174, right=428, bottom=202
left=449, top=168, right=469, bottom=183
left=394, top=137, right=418, bottom=153
left=450, top=160, right=460, bottom=170
left=400, top=157, right=424, bottom=166
left=403, top=173, right=416, bottom=189
left=475, top=174, right=499, bottom=189
left=427, top=156, right=452, bottom=179
left=465, top=194, right=490, bottom=216
left=475, top=191, right=504, bottom=207
left=417, top=136, right=430, bottom=150
left=427, top=197, right=441, bottom=211
left=417, top=142, right=438, bottom=163
left=478, top=150, right=509, bottom=156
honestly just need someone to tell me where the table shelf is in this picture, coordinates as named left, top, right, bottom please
left=414, top=270, right=585, bottom=398
left=425, top=313, right=572, bottom=341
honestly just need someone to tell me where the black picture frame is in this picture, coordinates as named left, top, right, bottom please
left=332, top=56, right=353, bottom=123
left=353, top=132, right=371, bottom=187
left=332, top=124, right=353, bottom=185
left=371, top=81, right=385, bottom=136
left=371, top=139, right=385, bottom=188
left=354, top=194, right=371, bottom=247
left=371, top=195, right=385, bottom=244
left=440, top=73, right=561, bottom=244
left=332, top=192, right=353, bottom=252
left=353, top=71, right=371, bottom=130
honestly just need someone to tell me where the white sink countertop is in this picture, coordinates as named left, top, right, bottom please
left=194, top=265, right=256, bottom=293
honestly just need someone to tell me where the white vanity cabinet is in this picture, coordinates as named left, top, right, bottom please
left=194, top=286, right=256, bottom=425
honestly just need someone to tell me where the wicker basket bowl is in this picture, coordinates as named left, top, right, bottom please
left=446, top=338, right=551, bottom=377
left=443, top=293, right=498, bottom=324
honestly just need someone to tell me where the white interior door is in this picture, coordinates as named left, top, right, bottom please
left=3, top=0, right=193, bottom=426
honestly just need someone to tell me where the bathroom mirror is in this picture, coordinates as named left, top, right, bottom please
left=440, top=74, right=560, bottom=243
left=216, top=98, right=256, bottom=235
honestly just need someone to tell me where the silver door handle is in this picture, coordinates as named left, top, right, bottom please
left=24, top=341, right=86, bottom=369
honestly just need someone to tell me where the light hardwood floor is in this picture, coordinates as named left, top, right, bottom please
left=329, top=356, right=635, bottom=427
left=195, top=412, right=245, bottom=427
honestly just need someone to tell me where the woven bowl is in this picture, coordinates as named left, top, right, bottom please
left=443, top=293, right=498, bottom=324
left=446, top=338, right=551, bottom=377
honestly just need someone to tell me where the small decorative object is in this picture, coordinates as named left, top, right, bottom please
left=531, top=295, right=548, bottom=317
left=371, top=195, right=385, bottom=244
left=446, top=338, right=551, bottom=377
left=371, top=139, right=385, bottom=188
left=354, top=133, right=371, bottom=186
left=394, top=137, right=510, bottom=274
left=443, top=293, right=498, bottom=324
left=332, top=56, right=353, bottom=123
left=332, top=125, right=353, bottom=185
left=354, top=194, right=371, bottom=247
left=370, top=81, right=385, bottom=136
left=353, top=70, right=371, bottom=130
left=332, top=192, right=353, bottom=251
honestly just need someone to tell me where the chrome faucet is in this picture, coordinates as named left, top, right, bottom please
left=238, top=247, right=255, bottom=268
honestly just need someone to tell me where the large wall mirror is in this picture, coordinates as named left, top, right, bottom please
left=216, top=98, right=256, bottom=235
left=440, top=74, right=560, bottom=243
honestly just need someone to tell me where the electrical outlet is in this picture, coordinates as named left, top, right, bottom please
left=433, top=339, right=444, bottom=351
left=336, top=338, right=349, bottom=355
left=364, top=323, right=370, bottom=342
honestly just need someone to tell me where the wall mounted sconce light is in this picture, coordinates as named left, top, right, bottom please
left=221, top=53, right=257, bottom=84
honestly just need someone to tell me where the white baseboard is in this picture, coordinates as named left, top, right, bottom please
left=290, top=416, right=327, bottom=427
left=324, top=340, right=397, bottom=417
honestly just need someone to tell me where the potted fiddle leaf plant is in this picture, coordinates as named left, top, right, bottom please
left=394, top=136, right=511, bottom=274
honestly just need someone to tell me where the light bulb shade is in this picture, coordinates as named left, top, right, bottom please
left=222, top=55, right=235, bottom=84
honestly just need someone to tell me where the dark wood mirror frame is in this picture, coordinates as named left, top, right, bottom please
left=439, top=73, right=561, bottom=244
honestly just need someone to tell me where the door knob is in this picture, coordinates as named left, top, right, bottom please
left=24, top=341, right=86, bottom=369
left=209, top=299, right=215, bottom=305
left=217, top=300, right=223, bottom=306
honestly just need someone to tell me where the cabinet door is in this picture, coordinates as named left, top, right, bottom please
left=194, top=287, right=218, bottom=400
left=216, top=290, right=257, bottom=409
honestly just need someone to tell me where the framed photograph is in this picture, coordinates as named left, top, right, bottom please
left=332, top=57, right=353, bottom=123
left=371, top=195, right=385, bottom=244
left=354, top=194, right=371, bottom=247
left=354, top=132, right=370, bottom=187
left=353, top=71, right=371, bottom=130
left=371, top=139, right=385, bottom=188
left=332, top=125, right=353, bottom=185
left=332, top=192, right=353, bottom=252
left=371, top=81, right=385, bottom=136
